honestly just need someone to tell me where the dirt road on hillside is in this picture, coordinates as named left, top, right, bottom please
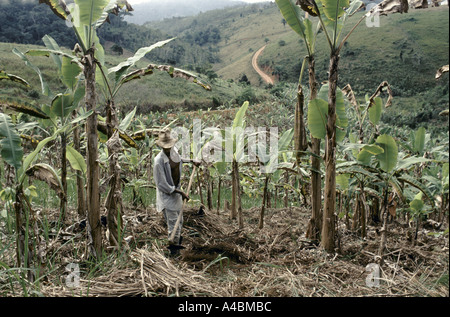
left=252, top=45, right=274, bottom=85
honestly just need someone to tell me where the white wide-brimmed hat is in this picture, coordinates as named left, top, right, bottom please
left=156, top=129, right=177, bottom=149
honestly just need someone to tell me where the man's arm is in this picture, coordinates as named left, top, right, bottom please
left=181, top=158, right=201, bottom=167
left=173, top=189, right=189, bottom=201
left=153, top=160, right=176, bottom=195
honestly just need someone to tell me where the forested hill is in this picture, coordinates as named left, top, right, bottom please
left=0, top=0, right=217, bottom=67
left=125, top=0, right=246, bottom=25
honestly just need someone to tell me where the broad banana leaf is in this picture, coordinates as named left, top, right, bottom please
left=413, top=127, right=426, bottom=154
left=308, top=84, right=348, bottom=142
left=109, top=38, right=176, bottom=82
left=0, top=113, right=23, bottom=171
left=307, top=98, right=328, bottom=140
left=74, top=0, right=110, bottom=26
left=276, top=0, right=307, bottom=37
left=42, top=35, right=63, bottom=71
left=368, top=96, right=382, bottom=125
left=375, top=134, right=398, bottom=173
left=357, top=144, right=384, bottom=166
left=19, top=132, right=60, bottom=184
left=232, top=101, right=249, bottom=130
left=61, top=56, right=82, bottom=89
left=26, top=48, right=83, bottom=69
left=66, top=145, right=87, bottom=174
left=396, top=156, right=432, bottom=171
left=336, top=173, right=349, bottom=190
left=51, top=93, right=75, bottom=118
left=319, top=0, right=350, bottom=21
left=400, top=174, right=436, bottom=213
left=409, top=191, right=424, bottom=212
left=119, top=107, right=136, bottom=131
left=13, top=48, right=52, bottom=97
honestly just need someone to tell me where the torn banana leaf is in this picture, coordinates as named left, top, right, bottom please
left=368, top=81, right=393, bottom=108
left=131, top=129, right=160, bottom=141
left=296, top=0, right=320, bottom=17
left=0, top=70, right=30, bottom=87
left=0, top=97, right=50, bottom=119
left=436, top=65, right=449, bottom=80
left=97, top=122, right=137, bottom=149
left=121, top=64, right=211, bottom=91
left=26, top=163, right=65, bottom=199
left=366, top=0, right=409, bottom=17
left=38, top=0, right=71, bottom=21
left=20, top=134, right=41, bottom=149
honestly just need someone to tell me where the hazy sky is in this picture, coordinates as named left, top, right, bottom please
left=127, top=0, right=273, bottom=4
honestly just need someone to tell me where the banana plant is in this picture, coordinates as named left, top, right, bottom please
left=37, top=0, right=135, bottom=258
left=294, top=0, right=413, bottom=252
left=0, top=69, right=62, bottom=280
left=14, top=34, right=88, bottom=223
left=0, top=110, right=66, bottom=281
left=94, top=37, right=211, bottom=248
left=257, top=128, right=294, bottom=229
left=0, top=69, right=43, bottom=174
left=423, top=162, right=449, bottom=223
left=0, top=113, right=23, bottom=173
left=275, top=0, right=325, bottom=241
left=340, top=83, right=440, bottom=238
left=225, top=101, right=249, bottom=227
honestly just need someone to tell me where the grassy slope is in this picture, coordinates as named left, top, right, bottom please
left=2, top=5, right=448, bottom=129
left=0, top=41, right=266, bottom=114
left=150, top=3, right=449, bottom=132
left=148, top=3, right=287, bottom=86
left=150, top=4, right=448, bottom=91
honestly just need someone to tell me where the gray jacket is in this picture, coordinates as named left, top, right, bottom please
left=153, top=148, right=185, bottom=212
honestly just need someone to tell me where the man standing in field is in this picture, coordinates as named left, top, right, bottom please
left=153, top=129, right=200, bottom=255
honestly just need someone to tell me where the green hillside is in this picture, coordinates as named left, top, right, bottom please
left=0, top=42, right=268, bottom=115
left=150, top=3, right=449, bottom=132
left=151, top=3, right=448, bottom=92
left=1, top=2, right=448, bottom=132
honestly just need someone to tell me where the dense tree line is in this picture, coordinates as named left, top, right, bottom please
left=0, top=0, right=77, bottom=48
left=0, top=1, right=218, bottom=68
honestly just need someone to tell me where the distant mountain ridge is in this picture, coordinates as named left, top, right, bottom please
left=125, top=0, right=246, bottom=24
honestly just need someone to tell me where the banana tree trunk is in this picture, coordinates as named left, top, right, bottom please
left=294, top=85, right=308, bottom=165
left=217, top=176, right=222, bottom=215
left=378, top=184, right=390, bottom=264
left=60, top=132, right=67, bottom=224
left=83, top=49, right=102, bottom=258
left=105, top=99, right=123, bottom=250
left=321, top=52, right=339, bottom=252
left=259, top=174, right=270, bottom=229
left=231, top=159, right=238, bottom=220
left=15, top=186, right=35, bottom=282
left=206, top=167, right=213, bottom=210
left=237, top=168, right=243, bottom=229
left=306, top=56, right=322, bottom=241
left=73, top=110, right=86, bottom=218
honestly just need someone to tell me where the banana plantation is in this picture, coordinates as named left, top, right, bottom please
left=0, top=0, right=448, bottom=298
